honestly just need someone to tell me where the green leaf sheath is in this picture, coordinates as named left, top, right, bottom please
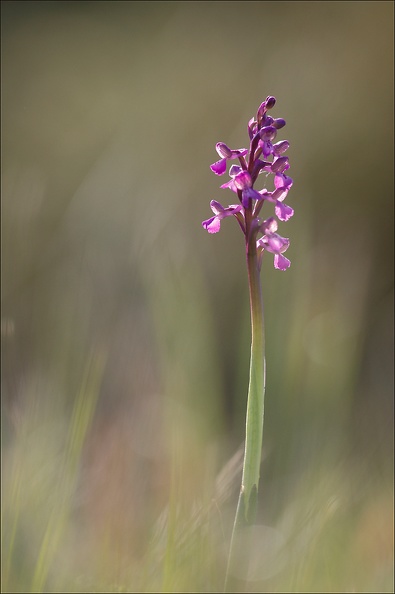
left=242, top=244, right=266, bottom=520
left=224, top=240, right=266, bottom=591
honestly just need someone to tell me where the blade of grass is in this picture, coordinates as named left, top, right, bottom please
left=31, top=348, right=105, bottom=593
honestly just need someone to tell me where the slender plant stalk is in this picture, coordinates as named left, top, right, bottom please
left=201, top=95, right=292, bottom=592
left=224, top=232, right=266, bottom=591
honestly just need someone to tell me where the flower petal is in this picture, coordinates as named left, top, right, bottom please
left=234, top=170, right=252, bottom=190
left=272, top=186, right=289, bottom=202
left=228, top=164, right=242, bottom=177
left=275, top=201, right=294, bottom=221
left=260, top=140, right=273, bottom=158
left=274, top=253, right=291, bottom=270
left=202, top=216, right=221, bottom=233
left=273, top=140, right=290, bottom=155
left=241, top=193, right=250, bottom=208
left=216, top=142, right=233, bottom=158
left=274, top=172, right=293, bottom=189
left=263, top=233, right=290, bottom=254
left=230, top=148, right=248, bottom=158
left=271, top=157, right=289, bottom=173
left=210, top=158, right=227, bottom=175
left=245, top=187, right=263, bottom=202
left=210, top=200, right=225, bottom=215
left=220, top=179, right=237, bottom=192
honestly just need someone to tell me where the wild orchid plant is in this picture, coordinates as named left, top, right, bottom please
left=202, top=96, right=293, bottom=587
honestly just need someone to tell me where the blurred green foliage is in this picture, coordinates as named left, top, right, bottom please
left=2, top=1, right=393, bottom=592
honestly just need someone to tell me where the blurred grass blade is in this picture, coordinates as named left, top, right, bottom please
left=31, top=349, right=105, bottom=593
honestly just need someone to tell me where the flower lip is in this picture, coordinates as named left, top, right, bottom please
left=274, top=253, right=291, bottom=270
left=275, top=201, right=294, bottom=222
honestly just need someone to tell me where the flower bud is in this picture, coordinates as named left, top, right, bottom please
left=273, top=118, right=286, bottom=129
left=262, top=115, right=274, bottom=126
left=265, top=96, right=276, bottom=109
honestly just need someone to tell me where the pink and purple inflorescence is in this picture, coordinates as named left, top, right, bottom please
left=202, top=96, right=293, bottom=270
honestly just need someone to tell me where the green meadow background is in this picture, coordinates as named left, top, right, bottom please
left=2, top=2, right=393, bottom=592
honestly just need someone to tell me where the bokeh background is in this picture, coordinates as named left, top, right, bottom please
left=2, top=2, right=393, bottom=592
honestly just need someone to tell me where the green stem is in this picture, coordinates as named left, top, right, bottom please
left=224, top=230, right=266, bottom=591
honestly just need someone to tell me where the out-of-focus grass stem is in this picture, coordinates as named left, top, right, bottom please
left=31, top=349, right=105, bottom=593
left=161, top=430, right=180, bottom=593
